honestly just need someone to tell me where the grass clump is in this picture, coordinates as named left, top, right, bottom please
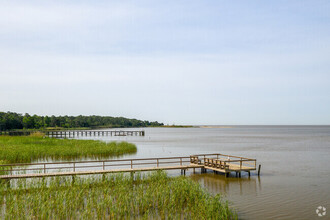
left=28, top=131, right=45, bottom=137
left=0, top=136, right=137, bottom=164
left=0, top=171, right=237, bottom=219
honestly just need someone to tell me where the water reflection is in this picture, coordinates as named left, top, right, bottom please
left=190, top=172, right=261, bottom=197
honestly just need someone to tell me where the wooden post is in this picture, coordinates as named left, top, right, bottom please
left=73, top=163, right=75, bottom=172
left=258, top=164, right=261, bottom=176
left=157, top=159, right=159, bottom=167
left=180, top=158, right=182, bottom=166
left=240, top=159, right=242, bottom=169
left=103, top=161, right=105, bottom=170
left=131, top=160, right=133, bottom=169
left=44, top=164, right=46, bottom=173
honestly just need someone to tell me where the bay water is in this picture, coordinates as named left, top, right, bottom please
left=76, top=126, right=330, bottom=219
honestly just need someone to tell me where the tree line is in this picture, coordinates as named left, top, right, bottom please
left=0, top=112, right=163, bottom=131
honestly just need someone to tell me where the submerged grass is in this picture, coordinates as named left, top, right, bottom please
left=0, top=171, right=237, bottom=219
left=0, top=136, right=137, bottom=164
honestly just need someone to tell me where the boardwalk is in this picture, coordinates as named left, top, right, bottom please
left=46, top=130, right=145, bottom=137
left=0, top=130, right=145, bottom=137
left=0, top=153, right=258, bottom=180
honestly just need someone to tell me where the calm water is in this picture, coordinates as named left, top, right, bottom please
left=76, top=126, right=330, bottom=220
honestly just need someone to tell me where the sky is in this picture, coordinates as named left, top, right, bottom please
left=0, top=0, right=330, bottom=125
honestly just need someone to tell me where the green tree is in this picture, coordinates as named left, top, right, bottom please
left=23, top=114, right=34, bottom=129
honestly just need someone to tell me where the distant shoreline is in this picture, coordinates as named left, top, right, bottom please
left=199, top=126, right=233, bottom=128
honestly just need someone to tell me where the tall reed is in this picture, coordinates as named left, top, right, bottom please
left=0, top=136, right=137, bottom=164
left=0, top=171, right=237, bottom=219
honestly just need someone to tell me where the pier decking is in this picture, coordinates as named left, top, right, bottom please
left=0, top=154, right=257, bottom=181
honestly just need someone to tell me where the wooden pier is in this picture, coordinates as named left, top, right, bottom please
left=45, top=130, right=145, bottom=137
left=190, top=154, right=257, bottom=177
left=0, top=154, right=257, bottom=181
left=0, top=130, right=145, bottom=137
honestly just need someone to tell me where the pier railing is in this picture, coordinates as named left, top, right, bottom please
left=0, top=156, right=192, bottom=176
left=0, top=154, right=258, bottom=179
left=0, top=130, right=145, bottom=137
left=190, top=153, right=256, bottom=171
left=46, top=130, right=145, bottom=137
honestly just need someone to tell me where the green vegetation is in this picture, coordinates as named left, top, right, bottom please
left=0, top=136, right=137, bottom=164
left=0, top=111, right=163, bottom=131
left=0, top=171, right=237, bottom=219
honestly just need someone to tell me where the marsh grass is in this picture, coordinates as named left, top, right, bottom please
left=28, top=131, right=45, bottom=137
left=0, top=171, right=237, bottom=219
left=0, top=136, right=137, bottom=164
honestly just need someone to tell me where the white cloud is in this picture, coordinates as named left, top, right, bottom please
left=0, top=2, right=144, bottom=32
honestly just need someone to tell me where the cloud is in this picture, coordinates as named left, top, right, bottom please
left=0, top=1, right=143, bottom=31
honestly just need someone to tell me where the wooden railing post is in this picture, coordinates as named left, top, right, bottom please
left=240, top=159, right=242, bottom=169
left=131, top=160, right=133, bottom=169
left=44, top=164, right=46, bottom=173
left=73, top=163, right=75, bottom=172
left=180, top=158, right=182, bottom=166
left=157, top=159, right=159, bottom=167
left=103, top=161, right=105, bottom=170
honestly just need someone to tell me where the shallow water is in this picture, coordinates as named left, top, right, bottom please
left=75, top=126, right=330, bottom=220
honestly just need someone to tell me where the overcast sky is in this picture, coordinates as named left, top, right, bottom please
left=1, top=0, right=329, bottom=125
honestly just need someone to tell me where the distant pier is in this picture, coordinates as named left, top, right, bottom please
left=45, top=130, right=145, bottom=137
left=0, top=130, right=145, bottom=137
